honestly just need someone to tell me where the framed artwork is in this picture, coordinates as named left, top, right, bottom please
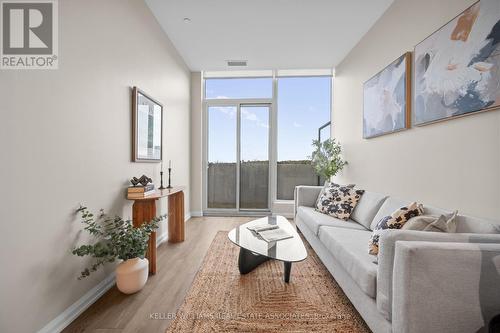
left=363, top=52, right=411, bottom=139
left=132, top=87, right=163, bottom=162
left=414, top=0, right=500, bottom=126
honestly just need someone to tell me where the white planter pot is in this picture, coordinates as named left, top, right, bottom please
left=115, top=258, right=149, bottom=294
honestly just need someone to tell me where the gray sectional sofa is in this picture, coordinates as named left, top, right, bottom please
left=294, top=185, right=500, bottom=333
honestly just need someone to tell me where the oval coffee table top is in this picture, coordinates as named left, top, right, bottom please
left=228, top=215, right=307, bottom=263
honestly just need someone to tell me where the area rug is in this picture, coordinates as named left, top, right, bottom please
left=166, top=231, right=371, bottom=332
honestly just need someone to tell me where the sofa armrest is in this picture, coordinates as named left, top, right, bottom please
left=294, top=185, right=322, bottom=215
left=392, top=241, right=500, bottom=333
left=377, top=230, right=500, bottom=321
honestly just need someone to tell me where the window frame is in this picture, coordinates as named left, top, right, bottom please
left=202, top=71, right=333, bottom=216
left=275, top=75, right=333, bottom=202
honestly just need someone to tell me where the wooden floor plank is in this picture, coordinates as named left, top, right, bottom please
left=63, top=217, right=254, bottom=333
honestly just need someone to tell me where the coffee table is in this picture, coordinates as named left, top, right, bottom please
left=228, top=215, right=307, bottom=283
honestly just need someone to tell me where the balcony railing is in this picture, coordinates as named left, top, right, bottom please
left=207, top=160, right=321, bottom=208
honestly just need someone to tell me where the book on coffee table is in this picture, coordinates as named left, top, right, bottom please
left=257, top=228, right=293, bottom=243
left=247, top=224, right=279, bottom=233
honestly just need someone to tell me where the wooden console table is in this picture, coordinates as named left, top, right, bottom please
left=126, top=187, right=185, bottom=274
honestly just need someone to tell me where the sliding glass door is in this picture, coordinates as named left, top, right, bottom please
left=207, top=106, right=237, bottom=209
left=240, top=105, right=270, bottom=210
left=206, top=103, right=271, bottom=213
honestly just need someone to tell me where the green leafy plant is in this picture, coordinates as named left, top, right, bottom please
left=310, top=138, right=348, bottom=180
left=72, top=205, right=165, bottom=279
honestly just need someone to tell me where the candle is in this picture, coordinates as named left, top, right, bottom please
left=161, top=161, right=163, bottom=172
left=169, top=160, right=171, bottom=169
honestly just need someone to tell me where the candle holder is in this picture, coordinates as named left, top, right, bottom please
left=167, top=167, right=173, bottom=189
left=159, top=171, right=166, bottom=190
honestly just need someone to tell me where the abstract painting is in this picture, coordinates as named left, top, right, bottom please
left=414, top=0, right=500, bottom=125
left=363, top=52, right=411, bottom=138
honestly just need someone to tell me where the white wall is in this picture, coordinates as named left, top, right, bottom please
left=190, top=72, right=203, bottom=215
left=0, top=1, right=191, bottom=332
left=332, top=0, right=500, bottom=220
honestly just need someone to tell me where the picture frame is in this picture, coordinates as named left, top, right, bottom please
left=132, top=87, right=163, bottom=162
left=413, top=0, right=500, bottom=126
left=363, top=52, right=411, bottom=139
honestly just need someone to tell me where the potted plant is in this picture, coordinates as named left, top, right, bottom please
left=72, top=205, right=165, bottom=294
left=310, top=138, right=348, bottom=180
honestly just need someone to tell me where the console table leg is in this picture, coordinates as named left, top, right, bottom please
left=132, top=199, right=157, bottom=275
left=284, top=262, right=292, bottom=283
left=168, top=191, right=185, bottom=242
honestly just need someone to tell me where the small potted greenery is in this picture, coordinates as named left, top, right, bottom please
left=310, top=138, right=348, bottom=180
left=72, top=205, right=164, bottom=294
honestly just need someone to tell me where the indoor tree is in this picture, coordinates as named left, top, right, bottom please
left=310, top=138, right=347, bottom=180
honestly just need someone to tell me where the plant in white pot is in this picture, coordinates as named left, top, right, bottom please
left=72, top=205, right=164, bottom=294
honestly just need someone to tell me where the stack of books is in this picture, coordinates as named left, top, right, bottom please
left=127, top=184, right=155, bottom=199
left=247, top=223, right=293, bottom=243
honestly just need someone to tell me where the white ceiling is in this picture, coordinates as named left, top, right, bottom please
left=145, top=0, right=394, bottom=71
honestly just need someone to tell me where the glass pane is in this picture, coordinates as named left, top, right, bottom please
left=205, top=78, right=273, bottom=99
left=240, top=105, right=269, bottom=209
left=207, top=106, right=237, bottom=208
left=277, top=77, right=331, bottom=200
left=136, top=92, right=162, bottom=160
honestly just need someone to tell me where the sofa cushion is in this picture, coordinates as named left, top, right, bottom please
left=407, top=203, right=500, bottom=234
left=455, top=215, right=500, bottom=234
left=370, top=197, right=413, bottom=230
left=350, top=191, right=388, bottom=230
left=297, top=206, right=367, bottom=236
left=369, top=202, right=424, bottom=255
left=314, top=181, right=355, bottom=206
left=422, top=204, right=452, bottom=217
left=402, top=211, right=458, bottom=233
left=318, top=226, right=377, bottom=298
left=315, top=183, right=364, bottom=220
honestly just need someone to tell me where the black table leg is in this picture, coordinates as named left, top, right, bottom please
left=238, top=248, right=270, bottom=274
left=238, top=248, right=293, bottom=283
left=284, top=261, right=292, bottom=283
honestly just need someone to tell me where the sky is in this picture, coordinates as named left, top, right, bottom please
left=206, top=77, right=331, bottom=162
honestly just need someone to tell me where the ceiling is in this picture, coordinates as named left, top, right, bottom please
left=145, top=0, right=394, bottom=71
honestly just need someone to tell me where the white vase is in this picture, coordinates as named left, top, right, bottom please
left=115, top=258, right=149, bottom=294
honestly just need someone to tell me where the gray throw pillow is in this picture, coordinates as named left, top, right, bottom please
left=402, top=210, right=458, bottom=233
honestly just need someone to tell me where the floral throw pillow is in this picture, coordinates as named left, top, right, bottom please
left=315, top=182, right=365, bottom=220
left=369, top=202, right=424, bottom=255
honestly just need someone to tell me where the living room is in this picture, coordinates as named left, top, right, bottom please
left=1, top=0, right=499, bottom=332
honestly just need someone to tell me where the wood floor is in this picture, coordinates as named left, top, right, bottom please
left=64, top=216, right=255, bottom=333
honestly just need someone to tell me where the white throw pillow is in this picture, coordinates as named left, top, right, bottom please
left=369, top=202, right=424, bottom=255
left=315, top=182, right=365, bottom=221
left=402, top=211, right=458, bottom=233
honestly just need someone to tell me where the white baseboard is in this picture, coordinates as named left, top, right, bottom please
left=190, top=211, right=203, bottom=217
left=37, top=272, right=116, bottom=333
left=156, top=231, right=168, bottom=246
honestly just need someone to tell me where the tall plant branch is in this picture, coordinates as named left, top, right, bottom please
left=310, top=138, right=348, bottom=180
